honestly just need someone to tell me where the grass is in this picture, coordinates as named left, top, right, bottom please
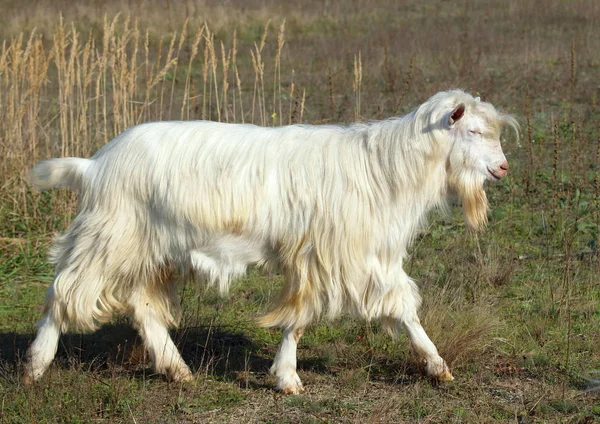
left=1, top=0, right=599, bottom=422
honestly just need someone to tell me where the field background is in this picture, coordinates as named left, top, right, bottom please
left=0, top=0, right=599, bottom=422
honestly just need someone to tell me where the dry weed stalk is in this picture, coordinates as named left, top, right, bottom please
left=565, top=120, right=578, bottom=211
left=328, top=66, right=335, bottom=119
left=288, top=85, right=305, bottom=126
left=570, top=39, right=576, bottom=90
left=560, top=226, right=575, bottom=400
left=595, top=124, right=600, bottom=261
left=524, top=88, right=533, bottom=196
left=394, top=55, right=415, bottom=114
left=381, top=44, right=395, bottom=93
left=551, top=116, right=560, bottom=225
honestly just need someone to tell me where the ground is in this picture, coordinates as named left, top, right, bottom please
left=0, top=0, right=599, bottom=422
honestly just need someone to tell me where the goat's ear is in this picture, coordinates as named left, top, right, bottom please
left=448, top=103, right=465, bottom=126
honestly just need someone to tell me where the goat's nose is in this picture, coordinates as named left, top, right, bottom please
left=499, top=161, right=509, bottom=172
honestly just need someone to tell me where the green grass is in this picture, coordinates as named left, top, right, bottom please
left=1, top=208, right=598, bottom=422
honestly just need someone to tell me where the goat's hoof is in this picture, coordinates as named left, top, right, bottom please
left=279, top=383, right=304, bottom=395
left=167, top=367, right=193, bottom=383
left=22, top=373, right=35, bottom=386
left=424, top=356, right=454, bottom=382
left=275, top=372, right=304, bottom=394
left=436, top=369, right=454, bottom=382
left=176, top=373, right=194, bottom=383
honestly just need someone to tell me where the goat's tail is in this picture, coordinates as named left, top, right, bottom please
left=30, top=158, right=91, bottom=191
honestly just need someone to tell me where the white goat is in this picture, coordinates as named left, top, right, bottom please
left=25, top=90, right=517, bottom=393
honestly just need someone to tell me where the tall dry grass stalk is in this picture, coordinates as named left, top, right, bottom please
left=250, top=20, right=270, bottom=126
left=0, top=17, right=327, bottom=235
left=206, top=30, right=220, bottom=122
left=353, top=51, right=362, bottom=121
left=181, top=25, right=204, bottom=120
left=273, top=19, right=285, bottom=126
left=220, top=41, right=231, bottom=122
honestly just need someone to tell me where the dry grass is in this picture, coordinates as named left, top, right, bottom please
left=0, top=13, right=303, bottom=234
left=1, top=0, right=599, bottom=422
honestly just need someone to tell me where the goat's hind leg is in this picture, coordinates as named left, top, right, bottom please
left=259, top=278, right=308, bottom=394
left=129, top=275, right=192, bottom=382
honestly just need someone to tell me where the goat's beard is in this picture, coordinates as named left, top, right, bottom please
left=449, top=172, right=489, bottom=231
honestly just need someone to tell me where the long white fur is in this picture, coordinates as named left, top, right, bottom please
left=25, top=90, right=517, bottom=392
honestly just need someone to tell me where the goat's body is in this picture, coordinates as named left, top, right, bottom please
left=25, top=90, right=516, bottom=391
left=39, top=120, right=445, bottom=331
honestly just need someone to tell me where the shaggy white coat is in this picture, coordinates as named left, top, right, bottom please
left=25, top=90, right=517, bottom=393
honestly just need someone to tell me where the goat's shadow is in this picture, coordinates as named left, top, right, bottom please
left=0, top=323, right=343, bottom=388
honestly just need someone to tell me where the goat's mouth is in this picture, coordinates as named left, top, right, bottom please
left=487, top=167, right=502, bottom=181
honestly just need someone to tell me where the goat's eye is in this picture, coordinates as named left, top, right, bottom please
left=468, top=130, right=481, bottom=136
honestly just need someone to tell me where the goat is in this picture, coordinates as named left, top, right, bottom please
left=25, top=90, right=517, bottom=393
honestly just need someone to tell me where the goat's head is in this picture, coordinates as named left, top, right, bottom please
left=443, top=94, right=519, bottom=230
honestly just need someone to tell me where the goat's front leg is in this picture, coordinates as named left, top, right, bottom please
left=382, top=312, right=452, bottom=381
left=402, top=314, right=453, bottom=381
left=380, top=269, right=453, bottom=381
left=130, top=290, right=192, bottom=382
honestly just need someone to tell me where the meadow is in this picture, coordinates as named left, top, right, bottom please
left=0, top=0, right=599, bottom=422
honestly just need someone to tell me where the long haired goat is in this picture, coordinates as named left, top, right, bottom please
left=25, top=90, right=517, bottom=393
